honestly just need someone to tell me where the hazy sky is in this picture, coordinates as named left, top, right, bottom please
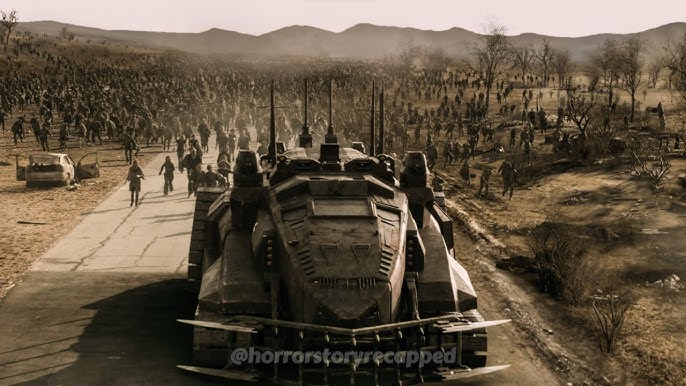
left=5, top=0, right=685, bottom=37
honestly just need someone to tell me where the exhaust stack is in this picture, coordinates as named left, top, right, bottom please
left=378, top=85, right=385, bottom=155
left=324, top=79, right=337, bottom=144
left=299, top=78, right=312, bottom=148
left=268, top=80, right=276, bottom=164
left=370, top=81, right=375, bottom=156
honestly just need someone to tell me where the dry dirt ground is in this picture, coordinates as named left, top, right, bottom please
left=442, top=165, right=686, bottom=385
left=0, top=110, right=166, bottom=300
left=433, top=123, right=686, bottom=384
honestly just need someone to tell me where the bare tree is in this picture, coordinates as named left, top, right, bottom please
left=591, top=39, right=619, bottom=106
left=647, top=59, right=664, bottom=88
left=664, top=33, right=686, bottom=122
left=587, top=71, right=601, bottom=94
left=0, top=9, right=18, bottom=47
left=469, top=23, right=513, bottom=112
left=60, top=26, right=75, bottom=42
left=566, top=84, right=597, bottom=139
left=397, top=40, right=422, bottom=72
left=551, top=47, right=574, bottom=90
left=513, top=45, right=534, bottom=85
left=613, top=36, right=645, bottom=123
left=532, top=38, right=553, bottom=87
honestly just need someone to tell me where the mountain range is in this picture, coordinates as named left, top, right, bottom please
left=16, top=21, right=686, bottom=62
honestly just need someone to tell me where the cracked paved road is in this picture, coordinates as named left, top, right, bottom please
left=0, top=145, right=225, bottom=386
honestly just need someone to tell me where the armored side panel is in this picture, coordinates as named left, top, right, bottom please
left=417, top=213, right=476, bottom=313
left=188, top=187, right=226, bottom=281
left=428, top=202, right=454, bottom=251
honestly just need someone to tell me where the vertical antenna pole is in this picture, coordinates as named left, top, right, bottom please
left=370, top=81, right=376, bottom=156
left=325, top=79, right=337, bottom=143
left=269, top=80, right=276, bottom=162
left=379, top=85, right=385, bottom=155
left=299, top=78, right=312, bottom=147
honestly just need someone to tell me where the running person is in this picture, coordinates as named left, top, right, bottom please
left=126, top=159, right=145, bottom=206
left=159, top=155, right=176, bottom=195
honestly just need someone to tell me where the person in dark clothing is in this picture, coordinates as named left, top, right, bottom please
left=198, top=164, right=226, bottom=188
left=189, top=163, right=204, bottom=196
left=30, top=116, right=42, bottom=144
left=443, top=141, right=454, bottom=167
left=217, top=146, right=231, bottom=165
left=188, top=134, right=202, bottom=156
left=256, top=140, right=268, bottom=156
left=12, top=117, right=25, bottom=145
left=460, top=161, right=472, bottom=187
left=0, top=110, right=7, bottom=132
left=90, top=119, right=103, bottom=146
left=159, top=155, right=176, bottom=195
left=217, top=154, right=232, bottom=186
left=175, top=136, right=186, bottom=165
left=180, top=147, right=203, bottom=196
left=198, top=120, right=211, bottom=153
left=478, top=168, right=492, bottom=197
left=38, top=124, right=52, bottom=151
left=227, top=129, right=237, bottom=161
left=59, top=123, right=69, bottom=150
left=498, top=160, right=517, bottom=200
left=123, top=133, right=139, bottom=165
left=237, top=129, right=250, bottom=150
left=126, top=159, right=145, bottom=206
left=426, top=143, right=438, bottom=169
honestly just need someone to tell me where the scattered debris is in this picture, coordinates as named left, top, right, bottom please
left=562, top=195, right=588, bottom=205
left=647, top=274, right=683, bottom=291
left=640, top=228, right=669, bottom=235
left=495, top=255, right=536, bottom=273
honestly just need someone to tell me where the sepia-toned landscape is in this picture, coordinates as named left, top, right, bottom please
left=0, top=7, right=685, bottom=386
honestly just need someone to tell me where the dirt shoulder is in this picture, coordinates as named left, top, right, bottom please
left=0, top=110, right=168, bottom=301
left=437, top=152, right=686, bottom=385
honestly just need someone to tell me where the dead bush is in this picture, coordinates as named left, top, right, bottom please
left=509, top=151, right=555, bottom=184
left=627, top=138, right=671, bottom=189
left=528, top=226, right=593, bottom=306
left=590, top=288, right=635, bottom=354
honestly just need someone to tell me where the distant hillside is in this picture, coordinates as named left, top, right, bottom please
left=16, top=21, right=686, bottom=62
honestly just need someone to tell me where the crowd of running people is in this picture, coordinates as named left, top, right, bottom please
left=1, top=31, right=590, bottom=199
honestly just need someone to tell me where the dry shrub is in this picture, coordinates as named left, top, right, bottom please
left=509, top=151, right=555, bottom=184
left=627, top=137, right=671, bottom=189
left=528, top=225, right=592, bottom=306
left=589, top=283, right=635, bottom=354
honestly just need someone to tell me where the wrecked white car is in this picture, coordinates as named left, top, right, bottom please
left=16, top=152, right=99, bottom=187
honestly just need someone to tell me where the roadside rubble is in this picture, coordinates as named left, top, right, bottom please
left=647, top=274, right=683, bottom=291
